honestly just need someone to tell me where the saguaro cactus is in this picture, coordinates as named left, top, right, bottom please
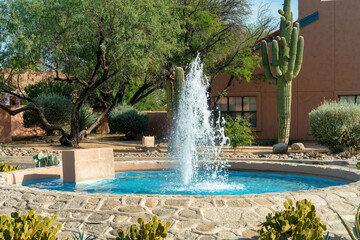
left=261, top=0, right=304, bottom=144
left=165, top=67, right=184, bottom=120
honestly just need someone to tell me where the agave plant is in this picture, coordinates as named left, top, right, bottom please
left=71, top=231, right=95, bottom=240
left=337, top=205, right=360, bottom=239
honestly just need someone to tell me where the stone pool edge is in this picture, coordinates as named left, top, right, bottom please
left=0, top=160, right=359, bottom=239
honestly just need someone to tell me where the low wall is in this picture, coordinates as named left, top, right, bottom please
left=143, top=111, right=170, bottom=140
left=95, top=111, right=170, bottom=140
left=0, top=109, right=170, bottom=143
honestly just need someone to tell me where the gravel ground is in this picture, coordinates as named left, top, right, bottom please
left=1, top=144, right=360, bottom=161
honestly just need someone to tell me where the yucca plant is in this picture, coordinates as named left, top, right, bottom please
left=71, top=231, right=95, bottom=240
left=337, top=205, right=360, bottom=239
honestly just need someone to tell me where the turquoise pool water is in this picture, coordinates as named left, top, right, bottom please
left=21, top=171, right=347, bottom=195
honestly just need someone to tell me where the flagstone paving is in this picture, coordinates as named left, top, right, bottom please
left=0, top=164, right=359, bottom=240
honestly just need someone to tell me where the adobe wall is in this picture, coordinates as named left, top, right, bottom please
left=211, top=0, right=360, bottom=141
left=90, top=111, right=170, bottom=140
left=0, top=109, right=11, bottom=142
left=143, top=111, right=170, bottom=140
left=10, top=106, right=45, bottom=138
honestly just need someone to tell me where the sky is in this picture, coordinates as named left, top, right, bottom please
left=249, top=0, right=299, bottom=23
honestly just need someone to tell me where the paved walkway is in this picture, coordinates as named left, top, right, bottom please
left=0, top=162, right=358, bottom=240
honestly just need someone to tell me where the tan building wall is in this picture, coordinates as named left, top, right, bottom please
left=211, top=0, right=360, bottom=141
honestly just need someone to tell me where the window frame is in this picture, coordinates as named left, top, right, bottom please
left=214, top=94, right=261, bottom=131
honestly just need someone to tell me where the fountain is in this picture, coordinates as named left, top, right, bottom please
left=171, top=54, right=229, bottom=186
left=18, top=56, right=349, bottom=195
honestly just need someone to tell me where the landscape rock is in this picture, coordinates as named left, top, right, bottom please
left=291, top=143, right=305, bottom=150
left=272, top=143, right=288, bottom=154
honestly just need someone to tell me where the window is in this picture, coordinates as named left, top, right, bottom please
left=339, top=95, right=360, bottom=104
left=215, top=96, right=257, bottom=127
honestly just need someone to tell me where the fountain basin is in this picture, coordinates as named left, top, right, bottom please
left=4, top=160, right=359, bottom=190
left=0, top=160, right=359, bottom=239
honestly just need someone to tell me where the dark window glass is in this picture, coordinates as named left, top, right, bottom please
left=215, top=96, right=257, bottom=127
left=339, top=95, right=360, bottom=104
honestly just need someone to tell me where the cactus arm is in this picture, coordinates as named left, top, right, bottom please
left=293, top=36, right=304, bottom=78
left=173, top=67, right=184, bottom=115
left=285, top=27, right=298, bottom=82
left=280, top=37, right=289, bottom=74
left=165, top=79, right=173, bottom=119
left=261, top=40, right=277, bottom=84
left=271, top=40, right=282, bottom=77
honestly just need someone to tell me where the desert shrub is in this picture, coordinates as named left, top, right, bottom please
left=258, top=199, right=327, bottom=240
left=117, top=216, right=171, bottom=240
left=0, top=209, right=61, bottom=239
left=78, top=105, right=99, bottom=131
left=224, top=115, right=254, bottom=150
left=23, top=93, right=73, bottom=130
left=309, top=101, right=360, bottom=153
left=24, top=79, right=76, bottom=100
left=33, top=152, right=61, bottom=167
left=108, top=104, right=149, bottom=139
left=0, top=162, right=20, bottom=172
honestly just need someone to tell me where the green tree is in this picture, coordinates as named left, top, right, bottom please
left=124, top=1, right=275, bottom=109
left=0, top=0, right=182, bottom=147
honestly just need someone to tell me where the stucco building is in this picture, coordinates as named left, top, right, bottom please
left=210, top=0, right=360, bottom=141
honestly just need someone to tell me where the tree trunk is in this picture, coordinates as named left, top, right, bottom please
left=277, top=78, right=292, bottom=144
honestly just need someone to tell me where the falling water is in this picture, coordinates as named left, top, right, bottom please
left=171, top=55, right=229, bottom=186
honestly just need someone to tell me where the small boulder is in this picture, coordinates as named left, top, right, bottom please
left=291, top=143, right=305, bottom=150
left=273, top=143, right=288, bottom=154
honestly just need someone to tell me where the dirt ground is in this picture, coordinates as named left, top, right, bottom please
left=4, top=134, right=328, bottom=155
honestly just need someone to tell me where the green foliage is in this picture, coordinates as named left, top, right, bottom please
left=133, top=90, right=167, bottom=111
left=24, top=79, right=77, bottom=100
left=0, top=161, right=20, bottom=172
left=23, top=94, right=73, bottom=129
left=258, top=199, right=327, bottom=240
left=0, top=209, right=61, bottom=240
left=337, top=204, right=360, bottom=240
left=78, top=105, right=99, bottom=131
left=71, top=230, right=95, bottom=240
left=309, top=101, right=360, bottom=153
left=117, top=216, right=171, bottom=240
left=33, top=152, right=61, bottom=167
left=0, top=0, right=182, bottom=146
left=108, top=104, right=149, bottom=139
left=224, top=116, right=254, bottom=150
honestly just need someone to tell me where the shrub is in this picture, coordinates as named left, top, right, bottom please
left=78, top=105, right=99, bottom=131
left=33, top=152, right=61, bottom=167
left=0, top=162, right=20, bottom=172
left=309, top=101, right=360, bottom=153
left=117, top=216, right=171, bottom=240
left=258, top=199, right=327, bottom=240
left=224, top=115, right=254, bottom=150
left=109, top=104, right=149, bottom=139
left=24, top=79, right=76, bottom=100
left=23, top=93, right=73, bottom=130
left=0, top=209, right=61, bottom=239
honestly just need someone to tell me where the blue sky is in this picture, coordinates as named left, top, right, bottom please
left=249, top=0, right=299, bottom=23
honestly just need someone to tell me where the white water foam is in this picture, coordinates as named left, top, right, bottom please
left=171, top=54, right=230, bottom=186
